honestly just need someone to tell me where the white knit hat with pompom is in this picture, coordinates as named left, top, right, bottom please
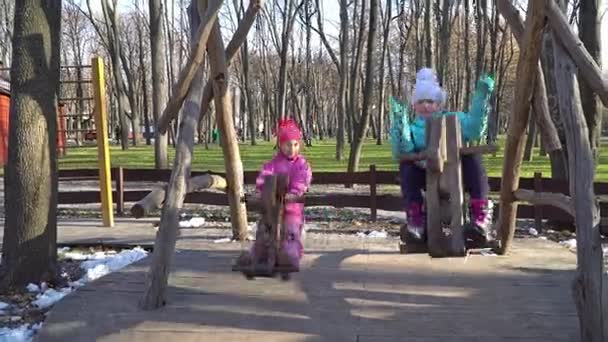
left=412, top=68, right=445, bottom=105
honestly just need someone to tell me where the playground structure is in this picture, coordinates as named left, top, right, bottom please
left=0, top=63, right=99, bottom=165
left=14, top=0, right=595, bottom=338
left=232, top=174, right=300, bottom=280
left=398, top=115, right=498, bottom=257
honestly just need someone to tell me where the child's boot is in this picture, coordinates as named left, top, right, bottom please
left=465, top=199, right=494, bottom=245
left=277, top=222, right=303, bottom=280
left=401, top=202, right=426, bottom=243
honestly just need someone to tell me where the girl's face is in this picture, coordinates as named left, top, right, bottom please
left=281, top=139, right=300, bottom=159
left=413, top=99, right=440, bottom=118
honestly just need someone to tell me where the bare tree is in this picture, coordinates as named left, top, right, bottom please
left=347, top=0, right=378, bottom=174
left=150, top=0, right=170, bottom=168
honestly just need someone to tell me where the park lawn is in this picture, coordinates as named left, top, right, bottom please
left=55, top=138, right=608, bottom=181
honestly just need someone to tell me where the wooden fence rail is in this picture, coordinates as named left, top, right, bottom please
left=57, top=166, right=608, bottom=232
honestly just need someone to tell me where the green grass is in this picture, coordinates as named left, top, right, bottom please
left=56, top=138, right=608, bottom=181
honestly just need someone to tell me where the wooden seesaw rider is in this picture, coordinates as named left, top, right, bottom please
left=389, top=68, right=495, bottom=248
left=234, top=119, right=312, bottom=279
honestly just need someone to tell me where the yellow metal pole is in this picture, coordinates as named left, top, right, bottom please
left=91, top=57, right=114, bottom=227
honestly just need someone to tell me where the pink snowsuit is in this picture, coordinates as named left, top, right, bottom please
left=251, top=152, right=312, bottom=267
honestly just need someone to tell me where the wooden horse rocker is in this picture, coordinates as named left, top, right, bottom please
left=399, top=115, right=498, bottom=257
left=232, top=174, right=300, bottom=280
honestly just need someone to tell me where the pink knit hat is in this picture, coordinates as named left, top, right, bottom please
left=277, top=118, right=302, bottom=145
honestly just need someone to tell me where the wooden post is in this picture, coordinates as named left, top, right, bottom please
left=114, top=167, right=124, bottom=216
left=533, top=172, right=543, bottom=233
left=207, top=18, right=249, bottom=240
left=444, top=115, right=465, bottom=256
left=426, top=116, right=447, bottom=257
left=369, top=164, right=377, bottom=222
left=496, top=0, right=562, bottom=153
left=155, top=0, right=224, bottom=135
left=91, top=57, right=114, bottom=227
left=140, top=0, right=223, bottom=310
left=496, top=0, right=546, bottom=255
left=552, top=32, right=606, bottom=342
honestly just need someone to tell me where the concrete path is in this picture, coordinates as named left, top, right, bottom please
left=21, top=218, right=581, bottom=342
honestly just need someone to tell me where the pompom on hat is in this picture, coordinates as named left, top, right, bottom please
left=412, top=68, right=446, bottom=105
left=276, top=118, right=302, bottom=145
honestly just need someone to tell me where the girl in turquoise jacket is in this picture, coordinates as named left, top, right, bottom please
left=389, top=68, right=494, bottom=244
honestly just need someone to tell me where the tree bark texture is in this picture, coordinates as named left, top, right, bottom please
left=156, top=0, right=223, bottom=135
left=577, top=0, right=602, bottom=164
left=496, top=0, right=546, bottom=255
left=496, top=0, right=561, bottom=153
left=196, top=0, right=263, bottom=129
left=552, top=32, right=607, bottom=342
left=1, top=0, right=60, bottom=288
left=140, top=0, right=221, bottom=310
left=207, top=20, right=249, bottom=241
left=545, top=0, right=608, bottom=107
left=347, top=0, right=377, bottom=175
left=150, top=0, right=169, bottom=168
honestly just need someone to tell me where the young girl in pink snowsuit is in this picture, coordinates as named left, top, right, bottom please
left=245, top=119, right=312, bottom=269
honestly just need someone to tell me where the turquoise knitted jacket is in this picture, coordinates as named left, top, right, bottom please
left=389, top=75, right=495, bottom=160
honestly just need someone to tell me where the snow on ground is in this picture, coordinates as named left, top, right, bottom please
left=0, top=247, right=148, bottom=342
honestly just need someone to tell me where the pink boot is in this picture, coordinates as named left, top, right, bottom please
left=401, top=202, right=426, bottom=243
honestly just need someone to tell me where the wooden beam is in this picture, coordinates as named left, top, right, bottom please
left=552, top=31, right=607, bottom=341
left=496, top=0, right=562, bottom=153
left=130, top=174, right=227, bottom=218
left=513, top=189, right=573, bottom=217
left=140, top=0, right=223, bottom=310
left=157, top=0, right=264, bottom=133
left=496, top=0, right=546, bottom=255
left=207, top=19, right=249, bottom=240
left=155, top=0, right=223, bottom=135
left=546, top=0, right=608, bottom=107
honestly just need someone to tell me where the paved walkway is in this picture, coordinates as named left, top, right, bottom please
left=2, top=219, right=579, bottom=342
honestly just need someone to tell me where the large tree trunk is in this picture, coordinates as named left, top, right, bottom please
left=552, top=31, right=607, bottom=342
left=347, top=0, right=377, bottom=175
left=150, top=0, right=169, bottom=168
left=140, top=0, right=221, bottom=310
left=1, top=0, right=60, bottom=289
left=207, top=21, right=248, bottom=240
left=577, top=0, right=602, bottom=164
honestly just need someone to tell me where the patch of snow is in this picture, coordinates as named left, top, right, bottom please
left=538, top=236, right=548, bottom=240
left=78, top=247, right=148, bottom=283
left=213, top=237, right=232, bottom=244
left=375, top=210, right=405, bottom=223
left=356, top=230, right=388, bottom=238
left=26, top=284, right=40, bottom=293
left=528, top=228, right=538, bottom=236
left=559, top=238, right=577, bottom=250
left=179, top=216, right=206, bottom=228
left=32, top=288, right=72, bottom=309
left=62, top=250, right=115, bottom=261
left=0, top=302, right=8, bottom=310
left=480, top=249, right=497, bottom=256
left=0, top=324, right=35, bottom=342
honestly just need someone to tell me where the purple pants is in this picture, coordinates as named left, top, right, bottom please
left=399, top=154, right=489, bottom=207
left=250, top=215, right=303, bottom=267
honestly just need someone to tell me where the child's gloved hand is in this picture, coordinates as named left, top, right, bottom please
left=477, top=74, right=495, bottom=94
